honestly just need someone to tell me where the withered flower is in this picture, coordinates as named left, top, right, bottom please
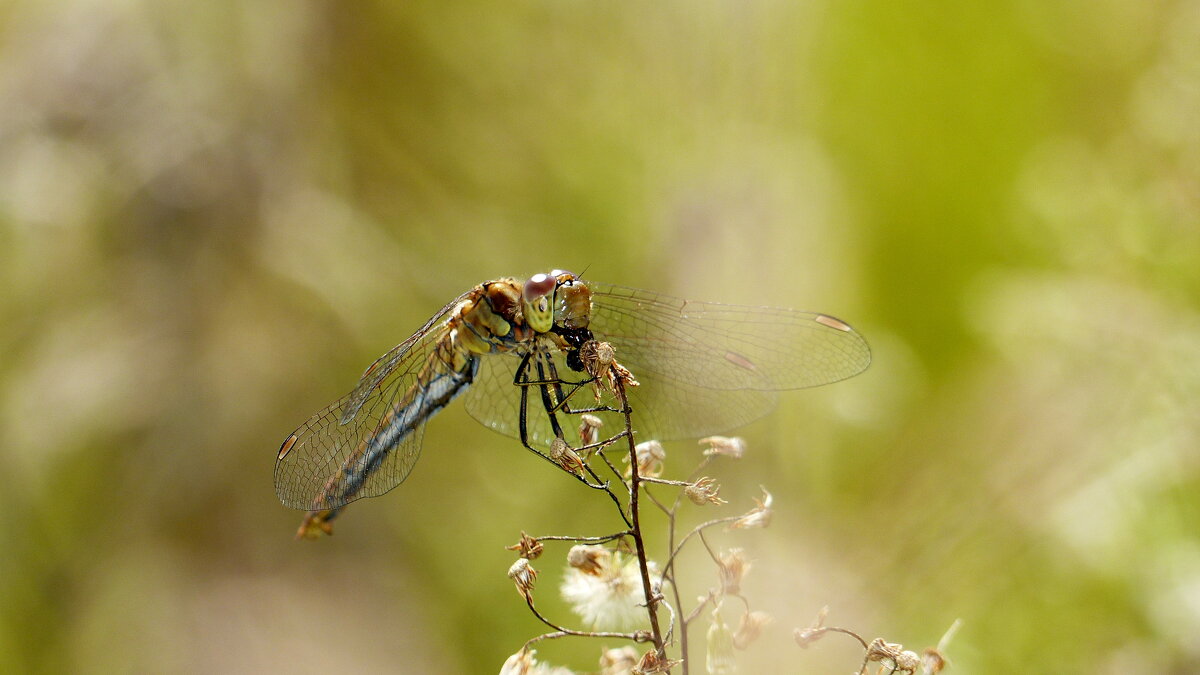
left=728, top=487, right=773, bottom=530
left=579, top=413, right=604, bottom=446
left=507, top=558, right=539, bottom=602
left=506, top=531, right=544, bottom=560
left=626, top=440, right=665, bottom=478
left=581, top=340, right=639, bottom=399
left=633, top=649, right=681, bottom=675
left=716, top=548, right=750, bottom=595
left=699, top=436, right=746, bottom=459
left=732, top=610, right=772, bottom=650
left=684, top=476, right=726, bottom=506
left=549, top=437, right=586, bottom=475
left=865, top=637, right=920, bottom=674
left=794, top=606, right=829, bottom=648
left=562, top=550, right=661, bottom=629
left=567, top=544, right=611, bottom=576
left=922, top=618, right=961, bottom=674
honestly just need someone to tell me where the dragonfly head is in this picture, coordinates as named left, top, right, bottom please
left=522, top=272, right=557, bottom=333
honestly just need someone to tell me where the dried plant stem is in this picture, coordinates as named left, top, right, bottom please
left=532, top=532, right=630, bottom=544
left=641, top=477, right=693, bottom=487
left=521, top=598, right=645, bottom=645
left=664, top=516, right=744, bottom=574
left=614, top=376, right=667, bottom=656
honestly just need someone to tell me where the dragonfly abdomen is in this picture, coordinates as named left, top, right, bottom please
left=335, top=352, right=479, bottom=504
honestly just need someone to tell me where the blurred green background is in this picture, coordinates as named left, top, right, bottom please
left=2, top=1, right=1198, bottom=673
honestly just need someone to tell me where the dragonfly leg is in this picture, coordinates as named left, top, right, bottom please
left=512, top=353, right=621, bottom=497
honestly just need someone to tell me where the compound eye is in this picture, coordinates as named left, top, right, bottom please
left=523, top=273, right=557, bottom=301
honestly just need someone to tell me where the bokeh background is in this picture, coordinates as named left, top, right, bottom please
left=2, top=1, right=1198, bottom=673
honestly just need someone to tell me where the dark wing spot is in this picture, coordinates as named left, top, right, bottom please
left=815, top=314, right=852, bottom=332
left=724, top=350, right=757, bottom=371
left=277, top=433, right=298, bottom=460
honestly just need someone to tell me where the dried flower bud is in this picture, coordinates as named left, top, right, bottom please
left=705, top=608, right=736, bottom=675
left=733, top=610, right=772, bottom=650
left=728, top=487, right=773, bottom=530
left=626, top=440, right=665, bottom=478
left=922, top=647, right=947, bottom=674
left=508, top=558, right=539, bottom=602
left=550, top=437, right=585, bottom=475
left=633, top=649, right=680, bottom=675
left=684, top=476, right=727, bottom=506
left=897, top=650, right=921, bottom=672
left=579, top=414, right=604, bottom=446
left=582, top=340, right=640, bottom=399
left=699, top=435, right=746, bottom=459
left=506, top=531, right=544, bottom=560
left=922, top=618, right=960, bottom=674
left=794, top=606, right=829, bottom=648
left=567, top=545, right=611, bottom=576
left=717, top=548, right=751, bottom=595
left=865, top=638, right=920, bottom=673
left=599, top=646, right=638, bottom=675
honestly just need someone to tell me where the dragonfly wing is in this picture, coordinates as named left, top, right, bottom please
left=464, top=344, right=779, bottom=443
left=463, top=348, right=574, bottom=449
left=275, top=298, right=473, bottom=511
left=586, top=283, right=871, bottom=391
left=619, top=369, right=780, bottom=440
left=340, top=291, right=473, bottom=424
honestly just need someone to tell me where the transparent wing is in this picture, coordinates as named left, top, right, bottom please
left=274, top=294, right=470, bottom=511
left=463, top=342, right=781, bottom=443
left=340, top=291, right=473, bottom=424
left=586, top=283, right=871, bottom=391
left=463, top=347, right=575, bottom=449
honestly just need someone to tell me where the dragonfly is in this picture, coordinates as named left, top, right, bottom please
left=275, top=270, right=871, bottom=536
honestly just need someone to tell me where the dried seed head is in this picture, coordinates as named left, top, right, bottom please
left=562, top=550, right=661, bottom=629
left=579, top=413, right=604, bottom=446
left=599, top=645, right=638, bottom=675
left=506, top=531, right=544, bottom=560
left=507, top=558, right=539, bottom=602
left=699, top=435, right=746, bottom=459
left=866, top=638, right=920, bottom=673
left=705, top=607, right=736, bottom=675
left=549, top=437, right=586, bottom=475
left=567, top=544, right=611, bottom=576
left=728, top=487, right=773, bottom=530
left=684, top=476, right=727, bottom=506
left=632, top=649, right=680, bottom=675
left=581, top=340, right=640, bottom=399
left=732, top=610, right=773, bottom=650
left=627, top=440, right=665, bottom=478
left=717, top=548, right=751, bottom=595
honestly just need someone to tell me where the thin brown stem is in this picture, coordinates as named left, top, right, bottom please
left=642, top=476, right=693, bottom=487
left=532, top=532, right=630, bottom=544
left=521, top=598, right=644, bottom=644
left=615, top=376, right=667, bottom=657
left=664, top=516, right=743, bottom=574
